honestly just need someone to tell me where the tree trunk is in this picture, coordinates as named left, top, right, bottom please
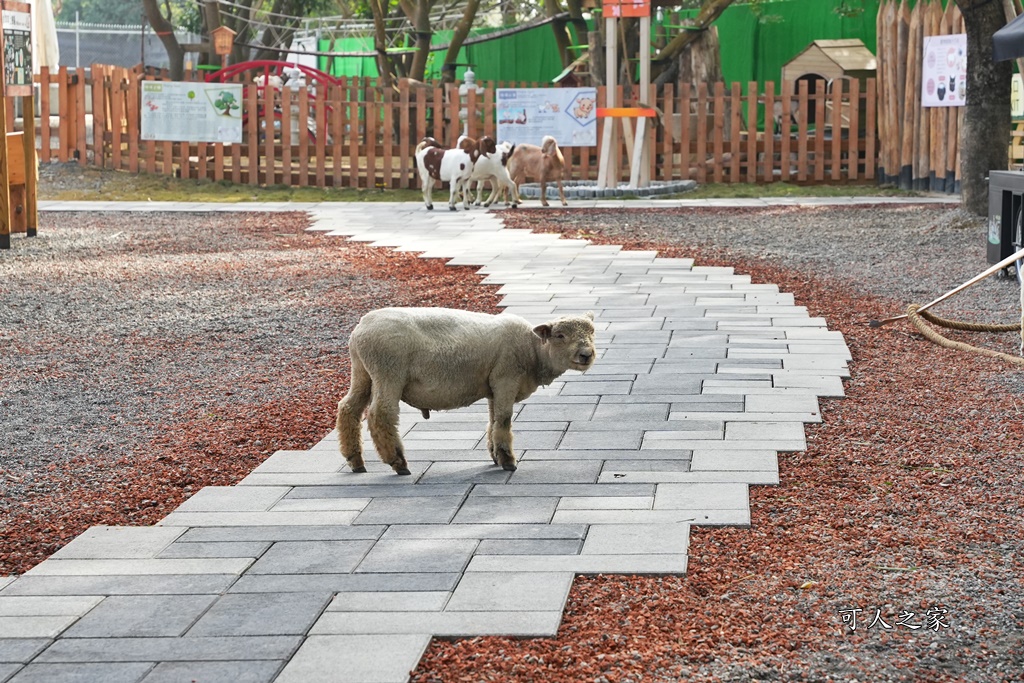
left=545, top=0, right=573, bottom=68
left=369, top=0, right=397, bottom=87
left=142, top=0, right=185, bottom=79
left=652, top=0, right=734, bottom=81
left=956, top=0, right=1012, bottom=215
left=408, top=0, right=432, bottom=82
left=441, top=0, right=481, bottom=84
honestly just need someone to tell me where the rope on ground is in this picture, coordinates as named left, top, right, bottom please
left=905, top=304, right=1024, bottom=368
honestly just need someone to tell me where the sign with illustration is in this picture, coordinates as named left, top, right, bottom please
left=922, top=33, right=966, bottom=108
left=2, top=3, right=32, bottom=97
left=140, top=81, right=243, bottom=143
left=496, top=88, right=598, bottom=147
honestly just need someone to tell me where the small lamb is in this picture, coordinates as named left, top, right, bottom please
left=336, top=307, right=596, bottom=474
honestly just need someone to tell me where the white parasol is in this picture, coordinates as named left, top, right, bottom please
left=32, top=0, right=60, bottom=72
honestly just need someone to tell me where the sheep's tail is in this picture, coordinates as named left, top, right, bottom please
left=415, top=139, right=431, bottom=154
left=541, top=135, right=563, bottom=163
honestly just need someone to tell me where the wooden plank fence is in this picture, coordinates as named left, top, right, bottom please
left=33, top=65, right=881, bottom=189
left=876, top=0, right=963, bottom=193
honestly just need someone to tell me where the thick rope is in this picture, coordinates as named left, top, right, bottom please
left=906, top=304, right=1024, bottom=368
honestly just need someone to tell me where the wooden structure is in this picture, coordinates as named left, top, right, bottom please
left=0, top=0, right=38, bottom=250
left=876, top=0, right=963, bottom=192
left=36, top=65, right=880, bottom=190
left=782, top=39, right=877, bottom=89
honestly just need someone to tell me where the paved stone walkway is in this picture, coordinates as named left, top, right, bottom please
left=2, top=198, right=950, bottom=683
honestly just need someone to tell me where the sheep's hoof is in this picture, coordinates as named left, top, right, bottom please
left=449, top=206, right=457, bottom=212
left=395, top=466, right=412, bottom=475
left=425, top=204, right=433, bottom=211
left=501, top=461, right=517, bottom=472
left=350, top=465, right=367, bottom=473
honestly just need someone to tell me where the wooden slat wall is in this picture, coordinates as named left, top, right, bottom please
left=34, top=68, right=881, bottom=190
left=876, top=0, right=963, bottom=192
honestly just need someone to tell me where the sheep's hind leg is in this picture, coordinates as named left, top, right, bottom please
left=367, top=384, right=412, bottom=475
left=337, top=356, right=372, bottom=473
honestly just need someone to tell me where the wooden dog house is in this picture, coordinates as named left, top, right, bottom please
left=780, top=39, right=876, bottom=128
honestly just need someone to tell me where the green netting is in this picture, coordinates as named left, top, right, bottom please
left=316, top=1, right=882, bottom=87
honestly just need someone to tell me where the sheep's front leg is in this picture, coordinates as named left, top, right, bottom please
left=487, top=388, right=517, bottom=472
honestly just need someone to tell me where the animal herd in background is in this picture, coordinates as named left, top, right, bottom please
left=414, top=134, right=567, bottom=211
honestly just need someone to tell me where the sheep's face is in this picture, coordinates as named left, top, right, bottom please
left=533, top=312, right=596, bottom=372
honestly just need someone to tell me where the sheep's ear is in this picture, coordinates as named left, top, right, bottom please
left=585, top=311, right=595, bottom=321
left=533, top=323, right=553, bottom=340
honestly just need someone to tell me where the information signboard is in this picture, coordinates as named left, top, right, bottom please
left=141, top=81, right=243, bottom=143
left=922, top=34, right=966, bottom=108
left=496, top=88, right=598, bottom=147
left=2, top=2, right=32, bottom=97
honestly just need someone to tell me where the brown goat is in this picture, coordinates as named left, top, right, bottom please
left=507, top=135, right=567, bottom=207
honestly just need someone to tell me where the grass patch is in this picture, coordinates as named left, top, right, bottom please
left=40, top=166, right=921, bottom=203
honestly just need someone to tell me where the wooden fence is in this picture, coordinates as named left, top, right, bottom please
left=876, top=0, right=964, bottom=193
left=32, top=65, right=879, bottom=189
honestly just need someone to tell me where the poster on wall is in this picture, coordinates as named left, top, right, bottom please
left=1, top=3, right=32, bottom=97
left=141, top=81, right=243, bottom=143
left=922, top=33, right=966, bottom=107
left=496, top=88, right=598, bottom=147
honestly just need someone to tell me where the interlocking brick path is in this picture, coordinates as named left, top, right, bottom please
left=0, top=198, right=917, bottom=683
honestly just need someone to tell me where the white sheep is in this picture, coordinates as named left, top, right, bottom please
left=470, top=140, right=520, bottom=208
left=336, top=307, right=596, bottom=474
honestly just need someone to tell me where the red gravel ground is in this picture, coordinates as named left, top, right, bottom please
left=410, top=217, right=1024, bottom=682
left=3, top=207, right=1022, bottom=682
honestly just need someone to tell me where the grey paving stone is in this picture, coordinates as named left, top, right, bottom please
left=269, top=498, right=372, bottom=513
left=247, top=541, right=375, bottom=575
left=600, top=460, right=691, bottom=472
left=554, top=509, right=749, bottom=526
left=446, top=572, right=573, bottom=612
left=725, top=421, right=807, bottom=442
left=353, top=497, right=464, bottom=525
left=379, top=524, right=587, bottom=541
left=283, top=485, right=470, bottom=500
left=417, top=462, right=512, bottom=485
left=556, top=496, right=653, bottom=511
left=49, top=527, right=185, bottom=561
left=0, top=639, right=50, bottom=664
left=157, top=541, right=271, bottom=559
left=62, top=595, right=218, bottom=638
left=599, top=470, right=779, bottom=485
left=26, top=558, right=253, bottom=577
left=230, top=573, right=460, bottom=594
left=159, top=511, right=361, bottom=527
left=557, top=431, right=642, bottom=450
left=188, top=592, right=332, bottom=636
left=0, top=663, right=19, bottom=681
left=452, top=496, right=559, bottom=525
left=326, top=592, right=450, bottom=612
left=250, top=449, right=345, bottom=473
left=505, top=460, right=602, bottom=484
left=516, top=404, right=596, bottom=422
left=36, top=636, right=302, bottom=663
left=177, top=525, right=385, bottom=543
left=7, top=662, right=153, bottom=683
left=0, top=597, right=102, bottom=618
left=0, top=616, right=79, bottom=639
left=591, top=403, right=670, bottom=421
left=465, top=554, right=689, bottom=574
left=174, top=486, right=290, bottom=512
left=472, top=483, right=653, bottom=498
left=0, top=575, right=236, bottom=597
left=475, top=539, right=584, bottom=555
left=690, top=449, right=779, bottom=472
left=274, top=634, right=430, bottom=683
left=582, top=524, right=690, bottom=555
left=560, top=380, right=633, bottom=396
left=355, top=539, right=477, bottom=574
left=654, top=483, right=749, bottom=510
left=140, top=660, right=282, bottom=683
left=309, top=610, right=562, bottom=637
left=497, top=430, right=565, bottom=450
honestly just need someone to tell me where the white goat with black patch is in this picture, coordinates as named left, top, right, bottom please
left=336, top=308, right=596, bottom=474
left=467, top=139, right=520, bottom=208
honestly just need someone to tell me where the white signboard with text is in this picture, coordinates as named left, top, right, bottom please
left=141, top=81, right=243, bottom=143
left=496, top=88, right=598, bottom=147
left=922, top=34, right=966, bottom=108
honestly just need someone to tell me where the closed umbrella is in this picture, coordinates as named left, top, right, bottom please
left=993, top=11, right=1024, bottom=62
left=32, top=0, right=60, bottom=71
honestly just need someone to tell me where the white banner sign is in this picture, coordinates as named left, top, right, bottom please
left=922, top=34, right=966, bottom=108
left=141, top=81, right=243, bottom=143
left=496, top=88, right=598, bottom=147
